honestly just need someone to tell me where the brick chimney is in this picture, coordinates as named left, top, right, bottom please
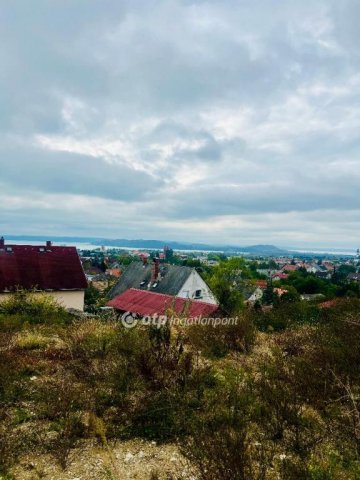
left=151, top=257, right=160, bottom=283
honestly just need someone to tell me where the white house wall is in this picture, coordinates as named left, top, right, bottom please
left=177, top=270, right=218, bottom=305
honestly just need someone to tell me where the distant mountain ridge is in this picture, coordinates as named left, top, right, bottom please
left=4, top=235, right=289, bottom=255
left=92, top=238, right=288, bottom=254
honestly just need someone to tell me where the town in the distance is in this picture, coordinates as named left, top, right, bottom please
left=1, top=235, right=359, bottom=315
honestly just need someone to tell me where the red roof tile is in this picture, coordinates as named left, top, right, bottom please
left=272, top=272, right=289, bottom=280
left=274, top=287, right=288, bottom=296
left=105, top=268, right=122, bottom=278
left=0, top=244, right=87, bottom=292
left=107, top=288, right=219, bottom=317
left=318, top=299, right=340, bottom=309
left=282, top=264, right=298, bottom=272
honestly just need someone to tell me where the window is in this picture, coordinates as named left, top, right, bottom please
left=194, top=289, right=202, bottom=298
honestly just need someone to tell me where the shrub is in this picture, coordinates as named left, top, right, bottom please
left=0, top=291, right=69, bottom=330
left=187, top=314, right=256, bottom=358
left=255, top=302, right=320, bottom=332
left=13, top=329, right=64, bottom=350
left=66, top=318, right=119, bottom=358
left=0, top=351, right=25, bottom=404
left=50, top=412, right=85, bottom=469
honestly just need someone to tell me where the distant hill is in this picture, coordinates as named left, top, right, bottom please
left=68, top=237, right=289, bottom=255
left=5, top=235, right=290, bottom=256
left=238, top=244, right=288, bottom=255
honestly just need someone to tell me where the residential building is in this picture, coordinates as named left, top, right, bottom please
left=272, top=272, right=289, bottom=282
left=105, top=268, right=122, bottom=278
left=300, top=293, right=325, bottom=301
left=108, top=259, right=218, bottom=305
left=0, top=238, right=87, bottom=310
left=273, top=287, right=288, bottom=297
left=245, top=287, right=263, bottom=304
left=255, top=280, right=268, bottom=289
left=108, top=288, right=220, bottom=318
left=281, top=264, right=298, bottom=272
left=348, top=273, right=360, bottom=283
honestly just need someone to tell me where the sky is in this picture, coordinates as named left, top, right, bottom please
left=0, top=0, right=360, bottom=249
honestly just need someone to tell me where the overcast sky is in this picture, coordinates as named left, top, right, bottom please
left=1, top=0, right=360, bottom=249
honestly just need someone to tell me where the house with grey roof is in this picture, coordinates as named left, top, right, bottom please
left=348, top=273, right=360, bottom=283
left=108, top=259, right=218, bottom=305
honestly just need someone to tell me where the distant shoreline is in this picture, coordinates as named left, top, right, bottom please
left=3, top=236, right=357, bottom=257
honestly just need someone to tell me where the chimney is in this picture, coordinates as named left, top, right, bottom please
left=151, top=257, right=160, bottom=283
left=0, top=237, right=4, bottom=248
left=141, top=255, right=148, bottom=267
left=46, top=240, right=52, bottom=249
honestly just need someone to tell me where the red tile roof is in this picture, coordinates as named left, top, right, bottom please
left=274, top=287, right=288, bottom=297
left=107, top=288, right=219, bottom=317
left=272, top=272, right=289, bottom=280
left=105, top=268, right=122, bottom=278
left=282, top=264, right=298, bottom=272
left=0, top=243, right=87, bottom=292
left=318, top=299, right=340, bottom=309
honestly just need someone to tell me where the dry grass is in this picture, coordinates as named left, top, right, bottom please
left=12, top=330, right=66, bottom=351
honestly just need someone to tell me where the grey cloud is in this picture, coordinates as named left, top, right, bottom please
left=151, top=180, right=359, bottom=219
left=0, top=0, right=360, bottom=246
left=0, top=141, right=161, bottom=201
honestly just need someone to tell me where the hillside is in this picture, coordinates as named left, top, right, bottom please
left=1, top=292, right=360, bottom=479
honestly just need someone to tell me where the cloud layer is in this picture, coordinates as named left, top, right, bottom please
left=0, top=0, right=359, bottom=248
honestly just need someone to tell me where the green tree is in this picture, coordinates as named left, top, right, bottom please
left=206, top=258, right=245, bottom=314
left=262, top=283, right=275, bottom=305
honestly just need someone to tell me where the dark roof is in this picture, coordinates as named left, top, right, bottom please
left=315, top=271, right=331, bottom=278
left=108, top=288, right=219, bottom=317
left=0, top=244, right=87, bottom=292
left=108, top=262, right=193, bottom=299
left=348, top=273, right=360, bottom=282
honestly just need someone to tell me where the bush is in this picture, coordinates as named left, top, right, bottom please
left=1, top=291, right=360, bottom=478
left=0, top=291, right=69, bottom=330
left=255, top=302, right=320, bottom=332
left=187, top=314, right=256, bottom=358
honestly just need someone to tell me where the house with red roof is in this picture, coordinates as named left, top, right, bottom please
left=281, top=264, right=298, bottom=273
left=255, top=280, right=268, bottom=289
left=105, top=268, right=122, bottom=278
left=0, top=238, right=87, bottom=310
left=272, top=272, right=289, bottom=281
left=107, top=288, right=220, bottom=318
left=273, top=287, right=288, bottom=297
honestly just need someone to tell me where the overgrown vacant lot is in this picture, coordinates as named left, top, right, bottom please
left=1, top=292, right=360, bottom=479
